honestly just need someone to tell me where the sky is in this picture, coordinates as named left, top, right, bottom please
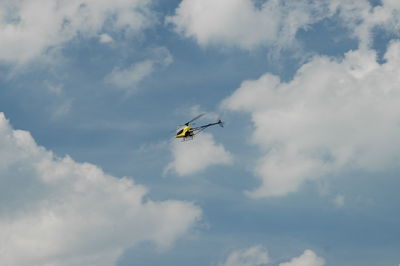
left=0, top=0, right=400, bottom=265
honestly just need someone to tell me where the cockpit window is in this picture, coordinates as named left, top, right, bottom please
left=176, top=129, right=183, bottom=135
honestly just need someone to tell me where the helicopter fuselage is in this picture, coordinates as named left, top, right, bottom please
left=175, top=125, right=194, bottom=138
left=174, top=114, right=223, bottom=140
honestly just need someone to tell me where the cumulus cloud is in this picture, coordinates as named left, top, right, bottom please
left=105, top=47, right=173, bottom=92
left=0, top=0, right=155, bottom=65
left=168, top=0, right=400, bottom=51
left=165, top=133, right=233, bottom=176
left=167, top=0, right=328, bottom=50
left=279, top=250, right=325, bottom=266
left=2, top=0, right=398, bottom=65
left=223, top=41, right=400, bottom=197
left=219, top=245, right=269, bottom=266
left=0, top=112, right=201, bottom=266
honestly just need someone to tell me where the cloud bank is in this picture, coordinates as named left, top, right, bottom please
left=168, top=0, right=400, bottom=51
left=167, top=0, right=327, bottom=50
left=223, top=41, right=400, bottom=197
left=0, top=0, right=155, bottom=65
left=0, top=112, right=201, bottom=266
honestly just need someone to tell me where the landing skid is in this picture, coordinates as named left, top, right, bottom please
left=181, top=136, right=194, bottom=141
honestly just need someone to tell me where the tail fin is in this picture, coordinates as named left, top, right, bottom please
left=218, top=119, right=224, bottom=127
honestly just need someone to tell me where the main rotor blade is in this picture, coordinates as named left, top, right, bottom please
left=185, top=113, right=205, bottom=125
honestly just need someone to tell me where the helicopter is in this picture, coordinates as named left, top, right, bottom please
left=175, top=113, right=224, bottom=140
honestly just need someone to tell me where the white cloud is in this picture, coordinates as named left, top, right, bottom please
left=223, top=41, right=400, bottom=198
left=105, top=60, right=155, bottom=89
left=99, top=33, right=114, bottom=44
left=2, top=0, right=398, bottom=65
left=279, top=250, right=325, bottom=266
left=165, top=133, right=233, bottom=176
left=168, top=0, right=400, bottom=51
left=219, top=246, right=324, bottom=266
left=2, top=0, right=397, bottom=65
left=0, top=0, right=155, bottom=65
left=105, top=47, right=173, bottom=92
left=219, top=245, right=269, bottom=266
left=167, top=0, right=327, bottom=50
left=0, top=112, right=201, bottom=266
left=322, top=0, right=400, bottom=48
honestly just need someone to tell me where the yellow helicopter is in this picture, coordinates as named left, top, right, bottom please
left=175, top=113, right=224, bottom=140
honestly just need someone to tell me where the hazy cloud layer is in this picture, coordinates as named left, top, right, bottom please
left=0, top=113, right=201, bottom=266
left=223, top=41, right=400, bottom=197
left=165, top=133, right=233, bottom=176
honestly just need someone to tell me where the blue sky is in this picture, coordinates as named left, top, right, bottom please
left=1, top=0, right=400, bottom=265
